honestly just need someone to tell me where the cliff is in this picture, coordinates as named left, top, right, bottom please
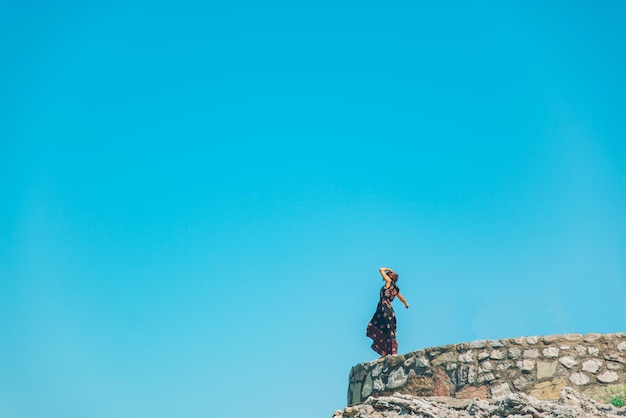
left=336, top=333, right=626, bottom=418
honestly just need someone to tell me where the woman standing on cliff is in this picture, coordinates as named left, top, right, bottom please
left=366, top=267, right=409, bottom=357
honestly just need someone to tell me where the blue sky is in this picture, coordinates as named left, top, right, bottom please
left=1, top=1, right=625, bottom=417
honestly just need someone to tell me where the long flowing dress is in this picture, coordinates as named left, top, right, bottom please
left=366, top=283, right=399, bottom=356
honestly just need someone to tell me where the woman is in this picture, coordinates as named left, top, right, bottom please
left=366, top=267, right=409, bottom=357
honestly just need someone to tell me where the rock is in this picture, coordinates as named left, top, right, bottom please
left=518, top=359, right=536, bottom=373
left=432, top=351, right=457, bottom=366
left=607, top=361, right=623, bottom=371
left=387, top=368, right=407, bottom=389
left=361, top=374, right=373, bottom=398
left=528, top=377, right=568, bottom=400
left=582, top=359, right=603, bottom=373
left=372, top=378, right=384, bottom=391
left=371, top=363, right=383, bottom=378
left=537, top=361, right=557, bottom=379
left=543, top=347, right=559, bottom=358
left=455, top=384, right=488, bottom=399
left=524, top=348, right=539, bottom=358
left=584, top=333, right=602, bottom=342
left=563, top=334, right=583, bottom=342
left=433, top=368, right=453, bottom=396
left=527, top=336, right=539, bottom=344
left=469, top=340, right=487, bottom=349
left=508, top=347, right=522, bottom=359
left=570, top=372, right=590, bottom=386
left=489, top=339, right=504, bottom=348
left=575, top=345, right=587, bottom=355
left=333, top=387, right=626, bottom=418
left=479, top=361, right=493, bottom=372
left=458, top=351, right=473, bottom=363
left=490, top=382, right=512, bottom=398
left=597, top=371, right=619, bottom=383
left=490, top=349, right=505, bottom=360
left=559, top=356, right=578, bottom=369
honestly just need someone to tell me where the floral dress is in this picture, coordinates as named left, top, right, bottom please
left=366, top=283, right=399, bottom=356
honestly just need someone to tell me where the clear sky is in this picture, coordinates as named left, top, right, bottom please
left=1, top=1, right=625, bottom=417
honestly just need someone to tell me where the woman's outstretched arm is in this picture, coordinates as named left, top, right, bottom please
left=397, top=292, right=409, bottom=309
left=379, top=267, right=393, bottom=286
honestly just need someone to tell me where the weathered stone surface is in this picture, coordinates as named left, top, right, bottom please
left=543, top=347, right=559, bottom=358
left=559, top=356, right=578, bottom=369
left=575, top=345, right=587, bottom=355
left=373, top=378, right=384, bottom=391
left=583, top=359, right=603, bottom=373
left=607, top=361, right=623, bottom=371
left=349, top=382, right=362, bottom=404
left=597, top=371, right=619, bottom=383
left=513, top=375, right=531, bottom=390
left=605, top=353, right=625, bottom=363
left=489, top=339, right=504, bottom=348
left=490, top=382, right=512, bottom=398
left=490, top=349, right=505, bottom=360
left=432, top=351, right=456, bottom=366
left=362, top=374, right=373, bottom=398
left=477, top=372, right=495, bottom=383
left=497, top=361, right=513, bottom=370
left=455, top=385, right=487, bottom=399
left=508, top=347, right=522, bottom=359
left=570, top=372, right=590, bottom=386
left=563, top=334, right=583, bottom=342
left=414, top=356, right=429, bottom=368
left=348, top=333, right=626, bottom=405
left=518, top=359, right=536, bottom=373
left=403, top=372, right=433, bottom=396
left=456, top=365, right=476, bottom=386
left=527, top=336, right=539, bottom=344
left=334, top=388, right=626, bottom=418
left=371, top=363, right=383, bottom=378
left=479, top=361, right=493, bottom=372
left=528, top=377, right=569, bottom=400
left=584, top=333, right=602, bottom=342
left=524, top=349, right=539, bottom=358
left=537, top=361, right=557, bottom=379
left=387, top=367, right=407, bottom=389
left=542, top=334, right=562, bottom=343
left=433, top=368, right=453, bottom=396
left=458, top=351, right=473, bottom=363
left=469, top=340, right=486, bottom=349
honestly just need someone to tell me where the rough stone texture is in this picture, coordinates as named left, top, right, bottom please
left=490, top=382, right=512, bottom=398
left=583, top=358, right=603, bottom=373
left=559, top=356, right=578, bottom=369
left=455, top=385, right=487, bottom=399
left=387, top=368, right=407, bottom=389
left=433, top=368, right=453, bottom=396
left=537, top=361, right=557, bottom=380
left=529, top=377, right=569, bottom=400
left=569, top=372, right=590, bottom=386
left=348, top=333, right=626, bottom=406
left=543, top=347, right=559, bottom=358
left=598, top=371, right=619, bottom=383
left=333, top=387, right=626, bottom=418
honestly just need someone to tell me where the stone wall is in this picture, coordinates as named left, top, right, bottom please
left=348, top=333, right=626, bottom=406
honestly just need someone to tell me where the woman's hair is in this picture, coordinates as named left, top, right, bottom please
left=386, top=270, right=399, bottom=282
